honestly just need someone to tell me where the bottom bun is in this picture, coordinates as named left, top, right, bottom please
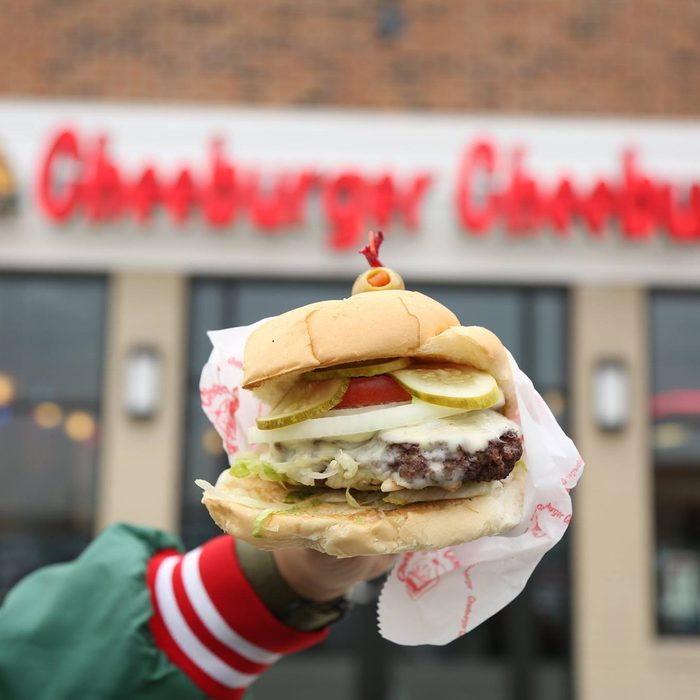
left=201, top=464, right=526, bottom=557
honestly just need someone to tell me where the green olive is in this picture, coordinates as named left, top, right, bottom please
left=351, top=267, right=405, bottom=295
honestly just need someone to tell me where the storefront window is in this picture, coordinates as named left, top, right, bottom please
left=183, top=279, right=569, bottom=700
left=651, top=292, right=700, bottom=636
left=0, top=275, right=106, bottom=600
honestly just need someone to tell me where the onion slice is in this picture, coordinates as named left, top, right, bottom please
left=247, top=399, right=466, bottom=444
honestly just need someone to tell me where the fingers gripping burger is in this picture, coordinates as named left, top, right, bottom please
left=201, top=245, right=525, bottom=557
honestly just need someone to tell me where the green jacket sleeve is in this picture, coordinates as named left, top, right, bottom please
left=0, top=523, right=206, bottom=700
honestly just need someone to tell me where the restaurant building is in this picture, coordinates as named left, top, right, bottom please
left=3, top=2, right=700, bottom=698
left=1, top=98, right=699, bottom=700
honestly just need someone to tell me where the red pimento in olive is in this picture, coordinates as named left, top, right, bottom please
left=367, top=269, right=391, bottom=287
left=352, top=231, right=405, bottom=295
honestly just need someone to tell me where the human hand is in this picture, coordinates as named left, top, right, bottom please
left=273, top=547, right=397, bottom=603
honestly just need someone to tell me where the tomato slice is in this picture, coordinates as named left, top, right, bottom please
left=333, top=375, right=411, bottom=410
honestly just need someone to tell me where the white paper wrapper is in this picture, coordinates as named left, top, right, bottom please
left=200, top=322, right=267, bottom=458
left=200, top=322, right=584, bottom=646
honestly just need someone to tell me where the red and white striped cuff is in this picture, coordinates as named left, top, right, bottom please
left=147, top=536, right=328, bottom=700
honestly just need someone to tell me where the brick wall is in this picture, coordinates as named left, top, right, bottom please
left=1, top=0, right=699, bottom=116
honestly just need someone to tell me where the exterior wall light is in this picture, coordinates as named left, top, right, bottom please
left=124, top=346, right=161, bottom=420
left=593, top=358, right=630, bottom=432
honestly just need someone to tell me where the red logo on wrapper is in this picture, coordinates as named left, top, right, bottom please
left=397, top=549, right=460, bottom=599
left=458, top=595, right=477, bottom=636
left=463, top=565, right=475, bottom=590
left=529, top=501, right=572, bottom=538
left=200, top=384, right=240, bottom=455
left=561, top=456, right=584, bottom=493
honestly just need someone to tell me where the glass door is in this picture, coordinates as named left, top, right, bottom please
left=182, top=279, right=570, bottom=700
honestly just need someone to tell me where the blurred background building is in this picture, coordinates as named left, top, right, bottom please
left=1, top=2, right=699, bottom=699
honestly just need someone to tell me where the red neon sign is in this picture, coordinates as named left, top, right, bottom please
left=36, top=129, right=700, bottom=246
left=454, top=140, right=700, bottom=241
left=36, top=128, right=432, bottom=250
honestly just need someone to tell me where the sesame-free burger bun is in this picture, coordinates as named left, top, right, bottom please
left=243, top=290, right=516, bottom=417
left=202, top=464, right=526, bottom=557
left=242, top=290, right=459, bottom=389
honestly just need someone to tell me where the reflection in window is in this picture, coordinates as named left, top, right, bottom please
left=183, top=279, right=570, bottom=700
left=651, top=292, right=700, bottom=636
left=0, top=275, right=106, bottom=600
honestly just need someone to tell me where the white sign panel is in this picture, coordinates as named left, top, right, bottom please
left=1, top=99, right=700, bottom=285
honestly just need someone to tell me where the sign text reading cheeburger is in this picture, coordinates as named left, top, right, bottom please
left=38, top=128, right=700, bottom=249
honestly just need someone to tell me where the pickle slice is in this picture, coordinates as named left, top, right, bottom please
left=390, top=366, right=501, bottom=409
left=256, top=377, right=350, bottom=430
left=303, top=357, right=411, bottom=381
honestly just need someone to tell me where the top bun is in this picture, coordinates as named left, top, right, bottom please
left=242, top=290, right=459, bottom=388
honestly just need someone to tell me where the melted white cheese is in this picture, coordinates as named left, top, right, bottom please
left=378, top=409, right=519, bottom=453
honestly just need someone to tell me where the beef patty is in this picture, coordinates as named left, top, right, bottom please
left=380, top=430, right=522, bottom=488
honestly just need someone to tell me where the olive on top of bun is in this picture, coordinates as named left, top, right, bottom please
left=200, top=241, right=525, bottom=557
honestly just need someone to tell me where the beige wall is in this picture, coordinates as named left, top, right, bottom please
left=572, top=286, right=700, bottom=700
left=96, top=272, right=187, bottom=533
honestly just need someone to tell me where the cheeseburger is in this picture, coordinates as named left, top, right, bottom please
left=201, top=263, right=525, bottom=557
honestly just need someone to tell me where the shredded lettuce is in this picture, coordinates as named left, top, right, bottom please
left=345, top=488, right=362, bottom=508
left=284, top=490, right=315, bottom=504
left=344, top=488, right=387, bottom=508
left=230, top=454, right=287, bottom=483
left=252, top=499, right=323, bottom=537
left=330, top=451, right=359, bottom=479
left=253, top=508, right=279, bottom=537
left=194, top=478, right=216, bottom=493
